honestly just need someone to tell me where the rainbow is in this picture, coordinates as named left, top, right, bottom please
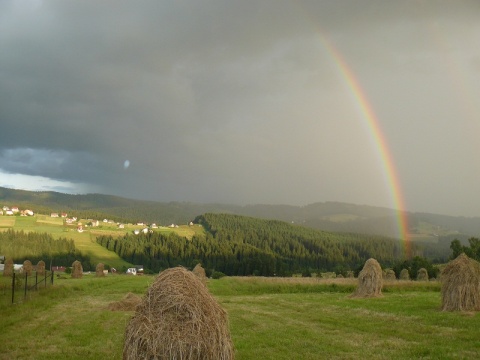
left=318, top=33, right=411, bottom=258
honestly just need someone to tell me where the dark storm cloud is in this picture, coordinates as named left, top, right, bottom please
left=1, top=0, right=480, bottom=216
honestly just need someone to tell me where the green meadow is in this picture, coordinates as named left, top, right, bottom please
left=0, top=276, right=478, bottom=360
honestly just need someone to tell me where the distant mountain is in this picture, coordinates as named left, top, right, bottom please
left=1, top=186, right=479, bottom=242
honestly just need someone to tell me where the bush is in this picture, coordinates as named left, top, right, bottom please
left=211, top=271, right=226, bottom=279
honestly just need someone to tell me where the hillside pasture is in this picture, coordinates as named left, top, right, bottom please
left=0, top=216, right=16, bottom=228
left=0, top=275, right=478, bottom=360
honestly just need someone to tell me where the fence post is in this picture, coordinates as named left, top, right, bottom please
left=11, top=272, right=15, bottom=304
left=51, top=270, right=54, bottom=285
left=24, top=272, right=28, bottom=300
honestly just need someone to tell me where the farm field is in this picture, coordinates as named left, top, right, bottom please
left=0, top=214, right=202, bottom=269
left=0, top=275, right=478, bottom=360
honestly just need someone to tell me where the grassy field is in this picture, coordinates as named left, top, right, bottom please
left=0, top=275, right=478, bottom=360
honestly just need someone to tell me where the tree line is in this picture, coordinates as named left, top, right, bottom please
left=0, top=229, right=93, bottom=270
left=96, top=213, right=427, bottom=276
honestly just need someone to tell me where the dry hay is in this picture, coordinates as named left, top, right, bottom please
left=71, top=260, right=83, bottom=279
left=350, top=258, right=383, bottom=298
left=108, top=292, right=143, bottom=311
left=417, top=268, right=429, bottom=281
left=192, top=263, right=207, bottom=285
left=123, top=266, right=234, bottom=360
left=441, top=253, right=480, bottom=311
left=3, top=258, right=13, bottom=277
left=36, top=260, right=46, bottom=275
left=384, top=269, right=397, bottom=280
left=96, top=263, right=105, bottom=277
left=23, top=260, right=33, bottom=276
left=399, top=268, right=410, bottom=280
left=346, top=270, right=355, bottom=278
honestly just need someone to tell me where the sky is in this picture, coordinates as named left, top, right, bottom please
left=1, top=0, right=480, bottom=217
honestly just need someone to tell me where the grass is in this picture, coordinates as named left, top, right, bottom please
left=0, top=275, right=478, bottom=359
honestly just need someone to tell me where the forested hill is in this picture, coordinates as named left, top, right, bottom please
left=97, top=213, right=419, bottom=276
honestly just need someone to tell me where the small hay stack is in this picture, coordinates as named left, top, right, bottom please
left=96, top=263, right=105, bottom=277
left=23, top=260, right=33, bottom=276
left=346, top=270, right=355, bottom=278
left=350, top=258, right=383, bottom=298
left=417, top=268, right=429, bottom=281
left=36, top=260, right=46, bottom=276
left=123, top=266, right=234, bottom=360
left=3, top=258, right=13, bottom=277
left=399, top=268, right=410, bottom=281
left=71, top=260, right=83, bottom=279
left=108, top=292, right=143, bottom=311
left=384, top=269, right=396, bottom=280
left=192, top=263, right=207, bottom=285
left=441, top=253, right=480, bottom=312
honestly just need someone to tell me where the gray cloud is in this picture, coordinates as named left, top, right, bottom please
left=1, top=0, right=480, bottom=216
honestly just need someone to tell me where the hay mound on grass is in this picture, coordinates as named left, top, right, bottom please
left=350, top=258, right=383, bottom=298
left=23, top=260, right=33, bottom=276
left=384, top=269, right=396, bottom=280
left=399, top=268, right=410, bottom=280
left=192, top=263, right=207, bottom=285
left=95, top=263, right=105, bottom=277
left=71, top=260, right=83, bottom=279
left=3, top=258, right=13, bottom=277
left=108, top=293, right=142, bottom=311
left=417, top=268, right=429, bottom=281
left=36, top=260, right=46, bottom=275
left=441, top=253, right=480, bottom=312
left=123, top=266, right=234, bottom=360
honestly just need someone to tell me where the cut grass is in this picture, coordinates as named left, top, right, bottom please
left=0, top=276, right=478, bottom=360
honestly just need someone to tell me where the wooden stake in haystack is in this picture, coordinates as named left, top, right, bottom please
left=350, top=258, right=383, bottom=298
left=441, top=253, right=480, bottom=312
left=3, top=258, right=13, bottom=277
left=96, top=263, right=105, bottom=277
left=36, top=260, right=46, bottom=276
left=123, top=266, right=235, bottom=360
left=399, top=268, right=410, bottom=280
left=417, top=268, right=429, bottom=281
left=71, top=260, right=83, bottom=279
left=192, top=263, right=207, bottom=285
left=23, top=260, right=33, bottom=276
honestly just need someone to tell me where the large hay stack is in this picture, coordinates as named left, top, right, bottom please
left=399, top=268, right=410, bottom=280
left=23, top=260, right=33, bottom=276
left=71, top=260, right=83, bottom=279
left=123, top=266, right=234, bottom=360
left=3, top=258, right=13, bottom=277
left=96, top=263, right=105, bottom=277
left=441, top=253, right=480, bottom=311
left=350, top=258, right=383, bottom=298
left=36, top=260, right=46, bottom=276
left=192, top=263, right=207, bottom=285
left=417, top=268, right=429, bottom=281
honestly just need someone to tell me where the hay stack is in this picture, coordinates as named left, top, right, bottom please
left=108, top=292, right=143, bottom=311
left=3, top=258, right=13, bottom=277
left=96, top=263, right=105, bottom=277
left=71, top=260, right=83, bottom=279
left=350, top=258, right=383, bottom=298
left=441, top=253, right=480, bottom=311
left=192, top=263, right=207, bottom=285
left=346, top=270, right=355, bottom=278
left=384, top=269, right=396, bottom=280
left=417, top=268, right=429, bottom=281
left=399, top=268, right=410, bottom=280
left=23, top=260, right=33, bottom=276
left=123, top=267, right=234, bottom=360
left=36, top=260, right=46, bottom=276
